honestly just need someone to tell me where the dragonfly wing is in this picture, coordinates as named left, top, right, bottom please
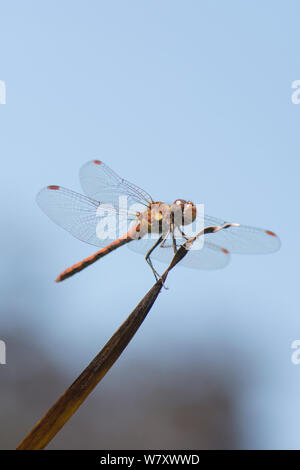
left=128, top=234, right=230, bottom=270
left=180, top=240, right=230, bottom=269
left=201, top=215, right=281, bottom=254
left=36, top=185, right=133, bottom=248
left=79, top=160, right=153, bottom=213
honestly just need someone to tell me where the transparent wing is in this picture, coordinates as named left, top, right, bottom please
left=128, top=233, right=230, bottom=270
left=181, top=214, right=280, bottom=254
left=128, top=210, right=280, bottom=270
left=201, top=215, right=281, bottom=254
left=36, top=185, right=137, bottom=248
left=79, top=160, right=153, bottom=213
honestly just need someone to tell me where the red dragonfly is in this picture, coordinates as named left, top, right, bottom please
left=36, top=160, right=280, bottom=282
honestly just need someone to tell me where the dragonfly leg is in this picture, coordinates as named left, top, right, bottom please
left=160, top=232, right=170, bottom=248
left=161, top=226, right=187, bottom=252
left=171, top=223, right=177, bottom=254
left=178, top=227, right=189, bottom=240
left=145, top=235, right=164, bottom=281
left=160, top=226, right=177, bottom=253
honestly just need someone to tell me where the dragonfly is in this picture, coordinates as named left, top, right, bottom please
left=36, top=160, right=280, bottom=282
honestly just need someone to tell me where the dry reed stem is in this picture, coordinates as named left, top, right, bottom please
left=16, top=240, right=190, bottom=450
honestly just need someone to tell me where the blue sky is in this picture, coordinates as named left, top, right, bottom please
left=1, top=1, right=300, bottom=449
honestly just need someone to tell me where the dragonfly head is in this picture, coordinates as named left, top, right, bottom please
left=171, top=199, right=197, bottom=226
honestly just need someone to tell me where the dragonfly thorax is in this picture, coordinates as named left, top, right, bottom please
left=137, top=200, right=196, bottom=237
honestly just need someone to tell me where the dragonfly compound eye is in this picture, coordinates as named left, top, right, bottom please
left=173, top=199, right=187, bottom=207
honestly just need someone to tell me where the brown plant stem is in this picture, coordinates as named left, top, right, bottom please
left=16, top=245, right=189, bottom=450
left=16, top=240, right=192, bottom=450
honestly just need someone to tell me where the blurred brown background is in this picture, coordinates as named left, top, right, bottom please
left=1, top=331, right=242, bottom=449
